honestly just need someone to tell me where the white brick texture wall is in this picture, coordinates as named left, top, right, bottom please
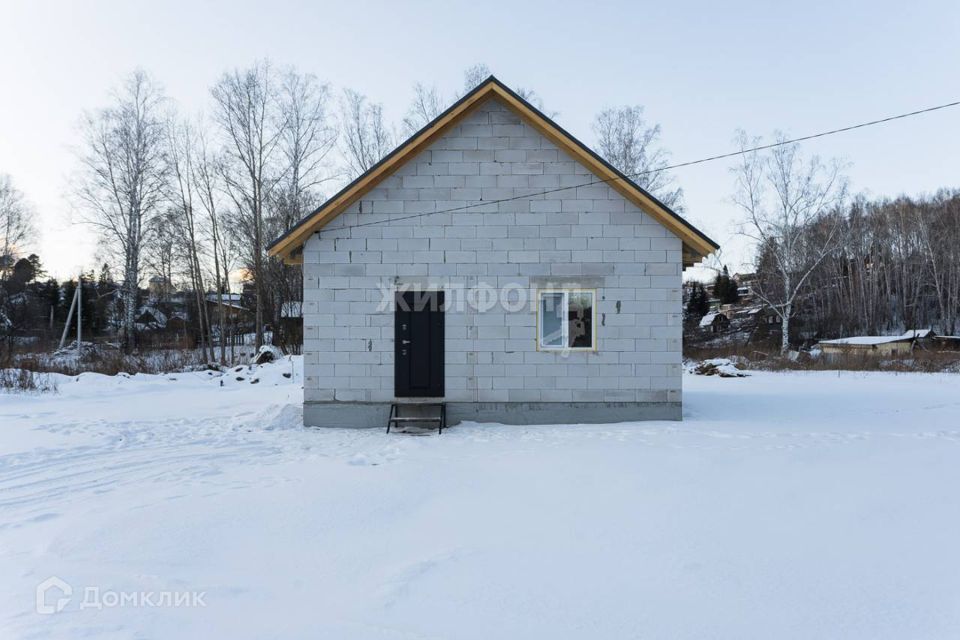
left=301, top=96, right=683, bottom=406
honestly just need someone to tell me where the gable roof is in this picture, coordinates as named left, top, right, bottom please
left=698, top=312, right=728, bottom=328
left=267, top=76, right=719, bottom=267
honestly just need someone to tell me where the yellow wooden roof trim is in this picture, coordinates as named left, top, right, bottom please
left=267, top=77, right=719, bottom=266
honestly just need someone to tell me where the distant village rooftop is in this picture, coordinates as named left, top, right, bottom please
left=818, top=336, right=914, bottom=346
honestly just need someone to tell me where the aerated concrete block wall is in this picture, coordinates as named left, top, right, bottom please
left=300, top=96, right=683, bottom=426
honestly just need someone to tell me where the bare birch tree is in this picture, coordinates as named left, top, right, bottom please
left=460, top=64, right=551, bottom=109
left=914, top=192, right=960, bottom=334
left=402, top=82, right=443, bottom=136
left=268, top=70, right=337, bottom=350
left=193, top=125, right=231, bottom=363
left=514, top=87, right=555, bottom=116
left=166, top=118, right=213, bottom=361
left=74, top=70, right=168, bottom=350
left=276, top=71, right=337, bottom=223
left=338, top=89, right=393, bottom=178
left=461, top=63, right=491, bottom=95
left=755, top=190, right=960, bottom=339
left=732, top=132, right=848, bottom=354
left=142, top=209, right=176, bottom=301
left=0, top=174, right=36, bottom=276
left=593, top=106, right=683, bottom=211
left=211, top=60, right=283, bottom=349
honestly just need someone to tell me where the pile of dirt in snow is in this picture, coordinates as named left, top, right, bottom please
left=692, top=358, right=750, bottom=378
left=253, top=345, right=284, bottom=364
left=222, top=356, right=300, bottom=387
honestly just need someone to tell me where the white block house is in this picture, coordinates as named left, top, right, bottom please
left=268, top=77, right=718, bottom=427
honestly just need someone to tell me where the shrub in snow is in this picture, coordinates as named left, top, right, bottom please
left=0, top=369, right=58, bottom=394
left=51, top=341, right=104, bottom=362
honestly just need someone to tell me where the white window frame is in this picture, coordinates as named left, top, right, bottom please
left=536, top=289, right=598, bottom=352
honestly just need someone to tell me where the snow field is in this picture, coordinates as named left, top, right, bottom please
left=1, top=359, right=959, bottom=638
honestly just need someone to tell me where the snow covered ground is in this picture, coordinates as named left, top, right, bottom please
left=2, top=359, right=960, bottom=639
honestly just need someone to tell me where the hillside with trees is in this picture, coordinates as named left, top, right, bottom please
left=685, top=189, right=960, bottom=355
left=3, top=64, right=958, bottom=366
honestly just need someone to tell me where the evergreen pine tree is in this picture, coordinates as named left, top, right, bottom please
left=725, top=267, right=740, bottom=304
left=696, top=283, right=710, bottom=316
left=39, top=278, right=60, bottom=334
left=96, top=263, right=115, bottom=335
left=26, top=254, right=46, bottom=280
left=686, top=282, right=710, bottom=318
left=712, top=269, right=726, bottom=304
left=80, top=270, right=97, bottom=335
left=713, top=266, right=740, bottom=305
left=98, top=263, right=113, bottom=290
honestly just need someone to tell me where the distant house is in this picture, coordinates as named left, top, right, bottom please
left=205, top=293, right=249, bottom=323
left=135, top=305, right=188, bottom=334
left=147, top=275, right=173, bottom=299
left=134, top=306, right=168, bottom=332
left=165, top=313, right=187, bottom=334
left=735, top=306, right=778, bottom=326
left=699, top=312, right=730, bottom=333
left=901, top=328, right=935, bottom=342
left=816, top=335, right=915, bottom=358
left=900, top=328, right=960, bottom=351
left=752, top=306, right=781, bottom=327
left=932, top=335, right=960, bottom=351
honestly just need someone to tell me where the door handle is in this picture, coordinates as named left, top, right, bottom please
left=401, top=340, right=411, bottom=345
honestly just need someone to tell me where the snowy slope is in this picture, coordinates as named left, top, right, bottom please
left=1, top=361, right=960, bottom=638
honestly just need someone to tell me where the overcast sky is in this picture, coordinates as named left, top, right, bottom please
left=1, top=0, right=958, bottom=280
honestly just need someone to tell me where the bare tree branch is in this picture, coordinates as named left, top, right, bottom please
left=593, top=106, right=683, bottom=211
left=732, top=130, right=848, bottom=353
left=72, top=70, right=169, bottom=350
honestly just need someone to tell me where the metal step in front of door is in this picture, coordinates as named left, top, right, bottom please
left=386, top=402, right=446, bottom=435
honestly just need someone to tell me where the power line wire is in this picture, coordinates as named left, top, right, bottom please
left=321, top=98, right=960, bottom=234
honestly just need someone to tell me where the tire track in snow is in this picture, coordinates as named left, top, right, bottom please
left=0, top=405, right=305, bottom=524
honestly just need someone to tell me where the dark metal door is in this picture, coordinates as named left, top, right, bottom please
left=395, top=290, right=444, bottom=398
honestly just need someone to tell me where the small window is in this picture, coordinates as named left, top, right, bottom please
left=538, top=290, right=596, bottom=350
